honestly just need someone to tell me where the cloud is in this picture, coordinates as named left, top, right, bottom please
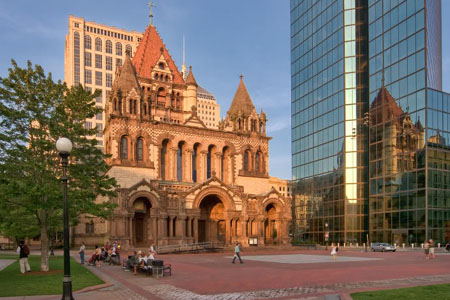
left=267, top=117, right=290, bottom=133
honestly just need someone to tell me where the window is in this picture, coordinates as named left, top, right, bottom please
left=106, top=73, right=112, bottom=88
left=84, top=52, right=91, bottom=67
left=120, top=136, right=128, bottom=159
left=85, top=222, right=94, bottom=234
left=116, top=42, right=122, bottom=56
left=106, top=40, right=112, bottom=54
left=126, top=44, right=132, bottom=57
left=159, top=62, right=165, bottom=70
left=95, top=71, right=102, bottom=86
left=95, top=38, right=102, bottom=51
left=106, top=56, right=112, bottom=71
left=136, top=138, right=144, bottom=161
left=95, top=54, right=102, bottom=69
left=84, top=70, right=92, bottom=84
left=96, top=112, right=102, bottom=121
left=74, top=23, right=79, bottom=28
left=84, top=35, right=91, bottom=49
left=96, top=123, right=103, bottom=137
left=84, top=121, right=92, bottom=129
left=116, top=58, right=122, bottom=69
left=96, top=94, right=102, bottom=103
left=244, top=150, right=250, bottom=170
left=74, top=32, right=80, bottom=85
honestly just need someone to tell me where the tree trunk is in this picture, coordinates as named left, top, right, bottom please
left=40, top=211, right=50, bottom=272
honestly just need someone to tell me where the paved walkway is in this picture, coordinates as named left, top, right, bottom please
left=1, top=249, right=450, bottom=299
left=0, top=259, right=15, bottom=271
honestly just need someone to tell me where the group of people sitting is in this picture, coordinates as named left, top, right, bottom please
left=88, top=241, right=121, bottom=266
left=125, top=246, right=156, bottom=275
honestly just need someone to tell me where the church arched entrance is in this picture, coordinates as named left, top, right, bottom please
left=264, top=203, right=277, bottom=244
left=133, top=197, right=152, bottom=247
left=198, top=195, right=226, bottom=243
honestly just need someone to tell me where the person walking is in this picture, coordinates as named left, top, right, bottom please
left=331, top=243, right=338, bottom=261
left=424, top=240, right=430, bottom=260
left=16, top=241, right=31, bottom=273
left=429, top=239, right=435, bottom=259
left=232, top=242, right=243, bottom=264
left=79, top=242, right=86, bottom=265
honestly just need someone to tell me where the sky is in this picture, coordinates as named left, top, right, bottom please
left=0, top=1, right=449, bottom=180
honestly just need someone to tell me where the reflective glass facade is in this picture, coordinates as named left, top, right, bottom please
left=291, top=0, right=448, bottom=245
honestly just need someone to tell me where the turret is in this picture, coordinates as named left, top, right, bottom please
left=184, top=66, right=198, bottom=116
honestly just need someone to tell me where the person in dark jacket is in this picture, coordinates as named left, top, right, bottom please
left=16, top=241, right=31, bottom=273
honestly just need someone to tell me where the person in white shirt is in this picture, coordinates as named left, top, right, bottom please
left=79, top=242, right=86, bottom=265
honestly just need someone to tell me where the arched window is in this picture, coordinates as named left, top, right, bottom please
left=95, top=38, right=102, bottom=51
left=84, top=35, right=91, bottom=49
left=118, top=98, right=122, bottom=114
left=192, top=143, right=199, bottom=183
left=244, top=150, right=250, bottom=171
left=143, top=103, right=147, bottom=115
left=116, top=42, right=122, bottom=56
left=126, top=44, right=132, bottom=57
left=255, top=152, right=261, bottom=172
left=177, top=142, right=184, bottom=182
left=157, top=88, right=166, bottom=106
left=136, top=138, right=143, bottom=161
left=106, top=40, right=112, bottom=54
left=120, top=136, right=128, bottom=159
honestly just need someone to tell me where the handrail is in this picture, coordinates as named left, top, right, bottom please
left=155, top=242, right=225, bottom=254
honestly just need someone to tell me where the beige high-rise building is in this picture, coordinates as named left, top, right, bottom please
left=197, top=86, right=220, bottom=129
left=64, top=15, right=143, bottom=147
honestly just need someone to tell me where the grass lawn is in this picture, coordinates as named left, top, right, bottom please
left=0, top=254, right=104, bottom=297
left=351, top=283, right=450, bottom=299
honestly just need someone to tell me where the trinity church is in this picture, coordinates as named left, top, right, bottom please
left=74, top=20, right=291, bottom=248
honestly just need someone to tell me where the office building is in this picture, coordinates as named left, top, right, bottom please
left=291, top=0, right=449, bottom=245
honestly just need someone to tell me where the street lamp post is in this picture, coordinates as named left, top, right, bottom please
left=56, top=138, right=74, bottom=300
left=325, top=222, right=329, bottom=250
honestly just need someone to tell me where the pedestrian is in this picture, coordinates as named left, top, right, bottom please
left=331, top=243, right=338, bottom=261
left=94, top=245, right=102, bottom=267
left=16, top=240, right=31, bottom=273
left=105, top=241, right=110, bottom=252
left=232, top=242, right=243, bottom=264
left=79, top=242, right=86, bottom=265
left=424, top=240, right=430, bottom=259
left=429, top=239, right=435, bottom=259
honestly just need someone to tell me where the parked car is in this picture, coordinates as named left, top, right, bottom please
left=371, top=243, right=396, bottom=252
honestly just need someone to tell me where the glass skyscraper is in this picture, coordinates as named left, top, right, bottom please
left=291, top=0, right=450, bottom=245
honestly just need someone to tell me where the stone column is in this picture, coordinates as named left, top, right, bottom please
left=185, top=149, right=193, bottom=182
left=215, top=152, right=222, bottom=179
left=200, top=151, right=207, bottom=182
left=225, top=218, right=232, bottom=245
left=171, top=147, right=178, bottom=181
left=177, top=216, right=186, bottom=238
left=152, top=217, right=158, bottom=244
left=193, top=217, right=198, bottom=243
left=129, top=215, right=134, bottom=246
left=187, top=217, right=192, bottom=237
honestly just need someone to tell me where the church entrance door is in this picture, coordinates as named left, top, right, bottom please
left=199, top=195, right=225, bottom=243
left=132, top=197, right=152, bottom=247
left=264, top=204, right=277, bottom=244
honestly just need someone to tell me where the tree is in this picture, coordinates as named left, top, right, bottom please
left=0, top=60, right=117, bottom=271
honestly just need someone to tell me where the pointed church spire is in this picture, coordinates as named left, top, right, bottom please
left=185, top=66, right=198, bottom=87
left=227, top=74, right=256, bottom=118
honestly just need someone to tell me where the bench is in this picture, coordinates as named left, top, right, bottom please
left=151, top=260, right=171, bottom=278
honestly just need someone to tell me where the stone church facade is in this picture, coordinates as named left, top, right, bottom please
left=74, top=22, right=291, bottom=248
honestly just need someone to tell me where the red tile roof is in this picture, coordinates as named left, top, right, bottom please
left=132, top=25, right=184, bottom=85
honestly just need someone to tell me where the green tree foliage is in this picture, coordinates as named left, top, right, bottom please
left=0, top=60, right=117, bottom=271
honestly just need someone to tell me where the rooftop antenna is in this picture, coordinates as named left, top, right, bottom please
left=181, top=35, right=187, bottom=80
left=148, top=1, right=156, bottom=25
